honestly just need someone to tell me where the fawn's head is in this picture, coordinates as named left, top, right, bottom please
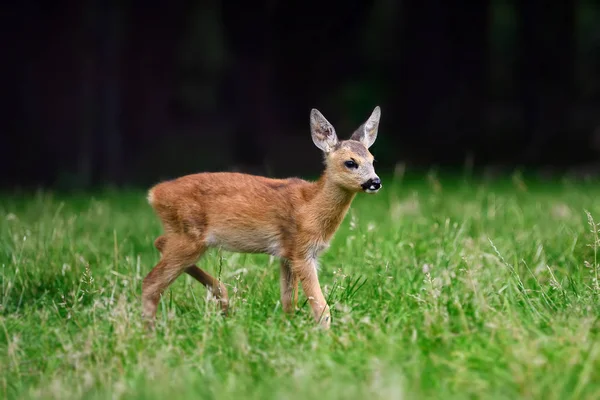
left=310, top=106, right=382, bottom=194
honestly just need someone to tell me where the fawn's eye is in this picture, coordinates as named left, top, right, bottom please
left=344, top=160, right=358, bottom=169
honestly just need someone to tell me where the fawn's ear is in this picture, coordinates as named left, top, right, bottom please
left=351, top=106, right=381, bottom=149
left=310, top=108, right=339, bottom=153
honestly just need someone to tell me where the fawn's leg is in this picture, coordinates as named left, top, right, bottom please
left=292, top=257, right=331, bottom=329
left=185, top=265, right=229, bottom=314
left=143, top=235, right=205, bottom=325
left=279, top=259, right=298, bottom=313
left=153, top=235, right=228, bottom=315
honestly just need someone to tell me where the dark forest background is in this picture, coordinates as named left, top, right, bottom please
left=1, top=0, right=599, bottom=190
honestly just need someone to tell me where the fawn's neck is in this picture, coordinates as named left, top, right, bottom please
left=307, top=173, right=356, bottom=241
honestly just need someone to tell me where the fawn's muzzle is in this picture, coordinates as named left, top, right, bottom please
left=362, top=177, right=381, bottom=193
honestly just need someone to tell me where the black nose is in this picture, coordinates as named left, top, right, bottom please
left=362, top=177, right=381, bottom=191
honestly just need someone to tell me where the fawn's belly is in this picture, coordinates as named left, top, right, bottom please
left=204, top=227, right=284, bottom=257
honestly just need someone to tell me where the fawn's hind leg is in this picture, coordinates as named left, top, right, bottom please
left=142, top=235, right=205, bottom=325
left=185, top=265, right=229, bottom=314
left=151, top=235, right=229, bottom=315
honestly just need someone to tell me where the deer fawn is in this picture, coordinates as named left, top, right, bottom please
left=142, top=106, right=382, bottom=329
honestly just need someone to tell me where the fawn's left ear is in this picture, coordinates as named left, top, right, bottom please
left=351, top=106, right=381, bottom=149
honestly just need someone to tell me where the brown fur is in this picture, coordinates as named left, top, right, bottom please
left=142, top=107, right=382, bottom=329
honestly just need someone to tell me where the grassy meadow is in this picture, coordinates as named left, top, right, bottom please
left=1, top=172, right=600, bottom=399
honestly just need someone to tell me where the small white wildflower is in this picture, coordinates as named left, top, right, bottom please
left=422, top=264, right=430, bottom=274
left=349, top=213, right=358, bottom=231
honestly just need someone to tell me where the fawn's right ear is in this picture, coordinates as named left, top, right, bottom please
left=310, top=109, right=338, bottom=153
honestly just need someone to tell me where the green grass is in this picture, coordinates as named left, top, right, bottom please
left=2, top=173, right=600, bottom=399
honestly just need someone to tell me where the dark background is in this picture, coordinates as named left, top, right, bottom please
left=2, top=0, right=599, bottom=190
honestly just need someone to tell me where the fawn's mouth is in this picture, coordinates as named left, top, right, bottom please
left=364, top=186, right=381, bottom=194
left=361, top=178, right=381, bottom=193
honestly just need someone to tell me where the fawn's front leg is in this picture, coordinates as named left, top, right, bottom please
left=292, top=257, right=331, bottom=329
left=280, top=259, right=298, bottom=313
